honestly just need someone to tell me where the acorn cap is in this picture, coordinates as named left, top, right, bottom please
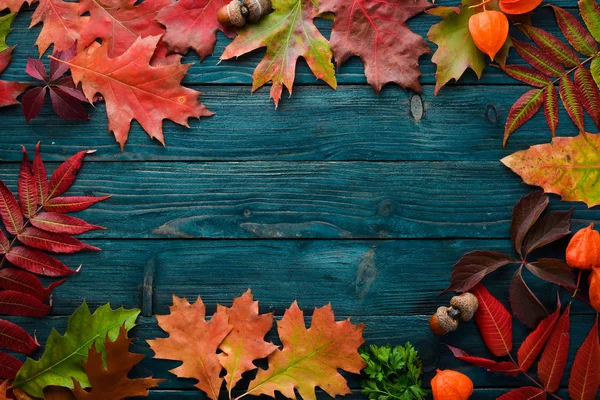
left=430, top=306, right=459, bottom=335
left=218, top=0, right=248, bottom=27
left=450, top=293, right=479, bottom=321
left=243, top=0, right=272, bottom=22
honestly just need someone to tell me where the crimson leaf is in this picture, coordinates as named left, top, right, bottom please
left=445, top=345, right=519, bottom=376
left=472, top=284, right=513, bottom=357
left=538, top=305, right=570, bottom=393
left=516, top=299, right=560, bottom=372
left=0, top=318, right=39, bottom=354
left=497, top=387, right=546, bottom=399
left=509, top=267, right=547, bottom=328
left=568, top=315, right=600, bottom=400
left=0, top=350, right=22, bottom=379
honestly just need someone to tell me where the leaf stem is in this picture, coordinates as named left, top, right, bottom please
left=550, top=52, right=600, bottom=86
left=507, top=353, right=563, bottom=399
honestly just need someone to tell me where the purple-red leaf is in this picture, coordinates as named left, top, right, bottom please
left=18, top=146, right=38, bottom=218
left=25, top=58, right=47, bottom=82
left=0, top=290, right=51, bottom=317
left=0, top=230, right=8, bottom=254
left=517, top=300, right=560, bottom=372
left=18, top=226, right=99, bottom=254
left=31, top=212, right=103, bottom=234
left=525, top=259, right=576, bottom=288
left=22, top=86, right=47, bottom=123
left=49, top=44, right=77, bottom=82
left=538, top=305, right=570, bottom=393
left=48, top=150, right=88, bottom=199
left=510, top=267, right=547, bottom=328
left=443, top=251, right=515, bottom=294
left=511, top=190, right=548, bottom=257
left=0, top=180, right=23, bottom=235
left=33, top=142, right=49, bottom=206
left=497, top=387, right=546, bottom=400
left=503, top=65, right=552, bottom=88
left=575, top=65, right=600, bottom=130
left=504, top=88, right=545, bottom=147
left=520, top=25, right=580, bottom=68
left=551, top=5, right=598, bottom=57
left=568, top=315, right=600, bottom=400
left=43, top=195, right=110, bottom=213
left=543, top=83, right=559, bottom=137
left=523, top=209, right=572, bottom=256
left=0, top=268, right=64, bottom=301
left=445, top=345, right=519, bottom=376
left=0, top=318, right=39, bottom=354
left=560, top=75, right=586, bottom=132
left=0, top=350, right=22, bottom=380
left=6, top=246, right=78, bottom=277
left=512, top=39, right=564, bottom=78
left=52, top=77, right=87, bottom=102
left=48, top=86, right=88, bottom=120
left=472, top=284, right=513, bottom=357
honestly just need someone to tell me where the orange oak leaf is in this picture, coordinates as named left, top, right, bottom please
left=217, top=290, right=277, bottom=394
left=0, top=0, right=35, bottom=12
left=78, top=0, right=172, bottom=57
left=245, top=302, right=366, bottom=400
left=156, top=0, right=234, bottom=60
left=72, top=326, right=163, bottom=400
left=221, top=0, right=336, bottom=107
left=319, top=0, right=431, bottom=93
left=14, top=387, right=75, bottom=400
left=57, top=35, right=213, bottom=149
left=30, top=0, right=89, bottom=56
left=148, top=296, right=232, bottom=400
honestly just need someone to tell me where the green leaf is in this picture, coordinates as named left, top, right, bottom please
left=12, top=302, right=140, bottom=398
left=543, top=83, right=559, bottom=137
left=579, top=0, right=600, bottom=44
left=551, top=5, right=598, bottom=57
left=0, top=14, right=15, bottom=53
left=559, top=75, right=585, bottom=131
left=591, top=57, right=600, bottom=90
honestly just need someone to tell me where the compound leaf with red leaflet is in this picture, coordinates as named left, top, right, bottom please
left=0, top=290, right=51, bottom=317
left=320, top=0, right=430, bottom=93
left=0, top=351, right=22, bottom=380
left=568, top=316, right=600, bottom=400
left=519, top=25, right=580, bottom=68
left=517, top=300, right=560, bottom=372
left=510, top=190, right=548, bottom=257
left=443, top=251, right=515, bottom=294
left=31, top=212, right=103, bottom=235
left=0, top=318, right=39, bottom=354
left=221, top=0, right=336, bottom=107
left=551, top=5, right=598, bottom=57
left=18, top=227, right=99, bottom=254
left=44, top=196, right=110, bottom=213
left=538, top=305, right=570, bottom=393
left=445, top=345, right=519, bottom=376
left=472, top=284, right=512, bottom=357
left=559, top=75, right=585, bottom=132
left=6, top=246, right=77, bottom=277
left=503, top=88, right=544, bottom=147
left=579, top=0, right=600, bottom=42
left=0, top=268, right=64, bottom=301
left=19, top=147, right=38, bottom=218
left=497, top=387, right=546, bottom=400
left=509, top=267, right=547, bottom=328
left=522, top=209, right=572, bottom=256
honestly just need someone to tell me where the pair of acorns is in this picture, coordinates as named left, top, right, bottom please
left=430, top=292, right=479, bottom=335
left=217, top=0, right=273, bottom=27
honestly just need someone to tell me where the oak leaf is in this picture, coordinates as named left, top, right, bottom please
left=319, top=0, right=430, bottom=93
left=57, top=36, right=213, bottom=149
left=221, top=0, right=336, bottom=107
left=0, top=0, right=34, bottom=12
left=0, top=46, right=28, bottom=108
left=148, top=295, right=232, bottom=400
left=30, top=0, right=89, bottom=56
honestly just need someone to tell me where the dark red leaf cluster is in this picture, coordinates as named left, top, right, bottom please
left=0, top=144, right=108, bottom=381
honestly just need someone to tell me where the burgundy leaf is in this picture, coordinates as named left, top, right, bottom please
left=43, top=195, right=110, bottom=213
left=0, top=48, right=13, bottom=74
left=33, top=142, right=49, bottom=206
left=445, top=345, right=519, bottom=376
left=18, top=146, right=38, bottom=218
left=520, top=25, right=580, bottom=68
left=21, top=86, right=47, bottom=123
left=538, top=305, right=570, bottom=392
left=0, top=230, right=8, bottom=254
left=568, top=315, right=600, bottom=400
left=18, top=226, right=99, bottom=254
left=25, top=58, right=47, bottom=82
left=0, top=268, right=65, bottom=301
left=523, top=209, right=572, bottom=256
left=0, top=350, right=22, bottom=380
left=0, top=318, right=39, bottom=354
left=6, top=246, right=78, bottom=277
left=472, top=284, right=513, bottom=357
left=560, top=75, right=586, bottom=131
left=0, top=180, right=24, bottom=235
left=443, top=251, right=515, bottom=294
left=543, top=83, right=559, bottom=137
left=497, top=387, right=546, bottom=400
left=50, top=44, right=77, bottom=82
left=525, top=259, right=576, bottom=288
left=511, top=190, right=549, bottom=257
left=517, top=300, right=560, bottom=372
left=48, top=150, right=89, bottom=199
left=575, top=65, right=600, bottom=130
left=551, top=5, right=598, bottom=57
left=510, top=267, right=547, bottom=328
left=0, top=290, right=51, bottom=317
left=48, top=87, right=88, bottom=120
left=512, top=39, right=564, bottom=77
left=31, top=212, right=104, bottom=234
left=52, top=77, right=87, bottom=102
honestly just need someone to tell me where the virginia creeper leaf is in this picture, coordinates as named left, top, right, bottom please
left=523, top=209, right=572, bottom=256
left=568, top=315, right=600, bottom=400
left=501, top=133, right=600, bottom=207
left=512, top=39, right=563, bottom=78
left=0, top=290, right=51, bottom=317
left=12, top=302, right=140, bottom=398
left=445, top=345, right=519, bottom=376
left=0, top=268, right=65, bottom=301
left=503, top=88, right=544, bottom=147
left=30, top=0, right=89, bottom=56
left=519, top=25, right=580, bottom=68
left=44, top=196, right=110, bottom=213
left=221, top=0, right=337, bottom=107
left=217, top=290, right=277, bottom=394
left=148, top=296, right=232, bottom=400
left=444, top=251, right=514, bottom=294
left=61, top=36, right=213, bottom=149
left=247, top=302, right=366, bottom=400
left=22, top=86, right=47, bottom=122
left=17, top=227, right=100, bottom=254
left=0, top=350, right=22, bottom=380
left=19, top=146, right=38, bottom=218
left=0, top=180, right=23, bottom=235
left=497, top=387, right=546, bottom=400
left=320, top=0, right=431, bottom=93
left=0, top=13, right=14, bottom=53
left=525, top=259, right=575, bottom=288
left=509, top=267, right=547, bottom=328
left=472, top=284, right=512, bottom=357
left=551, top=5, right=598, bottom=57
left=31, top=212, right=104, bottom=234
left=6, top=246, right=77, bottom=277
left=579, top=0, right=600, bottom=42
left=0, top=318, right=39, bottom=354
left=516, top=300, right=560, bottom=372
left=510, top=190, right=548, bottom=257
left=575, top=65, right=600, bottom=130
left=538, top=305, right=570, bottom=393
left=560, top=75, right=586, bottom=131
left=543, top=83, right=559, bottom=137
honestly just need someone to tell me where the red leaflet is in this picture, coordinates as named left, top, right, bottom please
left=503, top=65, right=551, bottom=88
left=0, top=180, right=23, bottom=235
left=0, top=290, right=51, bottom=317
left=18, top=146, right=38, bottom=218
left=48, top=150, right=89, bottom=199
left=538, top=305, right=570, bottom=393
left=543, top=84, right=559, bottom=137
left=0, top=350, right=22, bottom=380
left=22, top=86, right=47, bottom=122
left=0, top=230, right=8, bottom=254
left=0, top=318, right=39, bottom=354
left=574, top=65, right=600, bottom=130
left=517, top=301, right=560, bottom=372
left=559, top=75, right=585, bottom=132
left=503, top=88, right=544, bottom=147
left=520, top=25, right=580, bottom=68
left=6, top=246, right=78, bottom=277
left=0, top=268, right=65, bottom=301
left=445, top=345, right=519, bottom=376
left=18, top=227, right=100, bottom=254
left=551, top=5, right=598, bottom=57
left=568, top=316, right=600, bottom=400
left=0, top=81, right=29, bottom=108
left=497, top=386, right=546, bottom=399
left=44, top=196, right=110, bottom=213
left=33, top=143, right=49, bottom=205
left=512, top=39, right=564, bottom=78
left=472, top=284, right=513, bottom=357
left=31, top=212, right=104, bottom=235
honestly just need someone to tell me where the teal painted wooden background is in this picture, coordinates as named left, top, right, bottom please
left=1, top=1, right=598, bottom=398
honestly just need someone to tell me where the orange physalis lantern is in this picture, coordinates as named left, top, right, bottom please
left=468, top=10, right=509, bottom=61
left=499, top=0, right=543, bottom=15
left=566, top=224, right=600, bottom=270
left=589, top=269, right=600, bottom=312
left=431, top=369, right=473, bottom=400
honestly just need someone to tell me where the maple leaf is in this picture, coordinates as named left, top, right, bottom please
left=218, top=290, right=277, bottom=395
left=29, top=0, right=88, bottom=56
left=471, top=284, right=512, bottom=357
left=246, top=302, right=366, bottom=400
left=319, top=0, right=430, bottom=93
left=156, top=0, right=234, bottom=60
left=221, top=0, right=337, bottom=107
left=57, top=36, right=213, bottom=149
left=72, top=326, right=163, bottom=399
left=0, top=13, right=14, bottom=53
left=501, top=133, right=600, bottom=207
left=148, top=295, right=232, bottom=400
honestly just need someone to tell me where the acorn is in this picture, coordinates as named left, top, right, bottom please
left=450, top=292, right=479, bottom=322
left=217, top=0, right=248, bottom=27
left=430, top=306, right=459, bottom=335
left=243, top=0, right=272, bottom=22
